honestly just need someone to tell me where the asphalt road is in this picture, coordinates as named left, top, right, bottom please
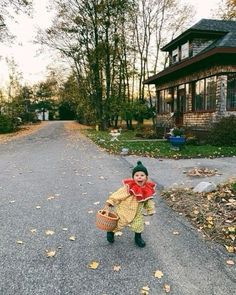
left=0, top=121, right=235, bottom=295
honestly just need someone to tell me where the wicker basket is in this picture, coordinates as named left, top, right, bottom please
left=96, top=208, right=119, bottom=231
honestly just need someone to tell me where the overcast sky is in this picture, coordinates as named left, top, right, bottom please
left=0, top=0, right=220, bottom=88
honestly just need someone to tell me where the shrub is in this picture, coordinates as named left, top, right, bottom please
left=0, top=114, right=15, bottom=133
left=208, top=116, right=236, bottom=146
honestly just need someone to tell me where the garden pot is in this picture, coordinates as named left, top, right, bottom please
left=169, top=136, right=186, bottom=149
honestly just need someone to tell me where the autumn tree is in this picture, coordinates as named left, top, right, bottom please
left=213, top=0, right=236, bottom=20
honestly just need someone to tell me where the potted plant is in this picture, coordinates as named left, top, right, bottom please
left=169, top=127, right=186, bottom=149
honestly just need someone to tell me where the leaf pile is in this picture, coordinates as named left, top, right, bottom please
left=186, top=167, right=219, bottom=177
left=161, top=179, right=236, bottom=253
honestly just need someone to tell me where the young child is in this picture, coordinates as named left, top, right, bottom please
left=105, top=161, right=156, bottom=247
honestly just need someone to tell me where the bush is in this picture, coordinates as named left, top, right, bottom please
left=208, top=116, right=236, bottom=146
left=0, top=114, right=15, bottom=133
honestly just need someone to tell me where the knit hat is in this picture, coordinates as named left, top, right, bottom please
left=132, top=161, right=148, bottom=177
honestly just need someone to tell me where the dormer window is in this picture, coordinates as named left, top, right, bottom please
left=172, top=48, right=179, bottom=64
left=181, top=42, right=189, bottom=59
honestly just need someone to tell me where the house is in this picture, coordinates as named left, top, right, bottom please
left=144, top=19, right=236, bottom=130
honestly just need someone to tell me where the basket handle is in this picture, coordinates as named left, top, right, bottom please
left=102, top=204, right=114, bottom=216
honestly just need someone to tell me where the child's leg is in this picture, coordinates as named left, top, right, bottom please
left=130, top=204, right=146, bottom=247
left=130, top=204, right=144, bottom=233
left=107, top=217, right=127, bottom=243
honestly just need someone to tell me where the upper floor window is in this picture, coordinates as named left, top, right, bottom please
left=172, top=48, right=179, bottom=63
left=227, top=73, right=236, bottom=110
left=181, top=42, right=189, bottom=59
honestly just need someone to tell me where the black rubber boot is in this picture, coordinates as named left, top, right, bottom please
left=107, top=231, right=114, bottom=243
left=135, top=233, right=146, bottom=248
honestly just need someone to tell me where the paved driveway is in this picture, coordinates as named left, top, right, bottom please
left=0, top=121, right=235, bottom=295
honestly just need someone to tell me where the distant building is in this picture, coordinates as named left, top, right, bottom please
left=144, top=19, right=236, bottom=129
left=36, top=109, right=49, bottom=121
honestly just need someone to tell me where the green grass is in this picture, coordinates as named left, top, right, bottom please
left=82, top=128, right=236, bottom=159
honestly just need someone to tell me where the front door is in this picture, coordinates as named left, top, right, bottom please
left=175, top=88, right=185, bottom=126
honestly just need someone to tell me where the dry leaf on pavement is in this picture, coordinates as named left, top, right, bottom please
left=30, top=229, right=37, bottom=234
left=89, top=261, right=99, bottom=269
left=45, top=250, right=56, bottom=257
left=69, top=236, right=76, bottom=241
left=45, top=230, right=55, bottom=236
left=114, top=231, right=123, bottom=236
left=16, top=240, right=23, bottom=244
left=226, top=260, right=235, bottom=265
left=141, top=285, right=150, bottom=295
left=154, top=270, right=164, bottom=279
left=163, top=283, right=171, bottom=293
left=113, top=265, right=121, bottom=272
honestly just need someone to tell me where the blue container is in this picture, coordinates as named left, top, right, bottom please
left=169, top=136, right=186, bottom=148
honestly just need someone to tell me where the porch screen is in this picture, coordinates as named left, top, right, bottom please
left=227, top=73, right=236, bottom=109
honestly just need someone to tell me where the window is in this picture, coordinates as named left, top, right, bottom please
left=181, top=42, right=189, bottom=59
left=172, top=48, right=179, bottom=63
left=227, top=73, right=236, bottom=109
left=158, top=90, right=172, bottom=113
left=194, top=79, right=205, bottom=111
left=205, top=76, right=216, bottom=110
left=193, top=77, right=217, bottom=111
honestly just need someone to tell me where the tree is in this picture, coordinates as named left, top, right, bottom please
left=213, top=0, right=236, bottom=20
left=38, top=0, right=193, bottom=130
left=0, top=0, right=32, bottom=41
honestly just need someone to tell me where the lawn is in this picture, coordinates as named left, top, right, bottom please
left=82, top=128, right=236, bottom=159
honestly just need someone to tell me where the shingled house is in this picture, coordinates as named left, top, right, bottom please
left=144, top=19, right=236, bottom=129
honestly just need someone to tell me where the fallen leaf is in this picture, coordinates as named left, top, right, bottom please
left=9, top=200, right=16, bottom=204
left=16, top=240, right=23, bottom=244
left=163, top=283, right=171, bottom=293
left=45, top=230, right=55, bottom=236
left=35, top=205, right=41, bottom=209
left=144, top=221, right=150, bottom=225
left=141, top=285, right=150, bottom=295
left=69, top=236, right=76, bottom=241
left=113, top=265, right=121, bottom=272
left=62, top=228, right=68, bottom=231
left=47, top=196, right=55, bottom=200
left=30, top=229, right=37, bottom=234
left=173, top=231, right=180, bottom=235
left=225, top=245, right=235, bottom=253
left=89, top=261, right=99, bottom=269
left=93, top=201, right=100, bottom=205
left=46, top=250, right=56, bottom=257
left=88, top=210, right=94, bottom=214
left=154, top=270, right=164, bottom=279
left=114, top=231, right=123, bottom=236
left=226, top=260, right=235, bottom=265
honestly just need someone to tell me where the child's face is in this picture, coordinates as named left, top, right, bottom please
left=133, top=171, right=147, bottom=186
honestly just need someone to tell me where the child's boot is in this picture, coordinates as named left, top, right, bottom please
left=107, top=231, right=114, bottom=243
left=134, top=232, right=146, bottom=247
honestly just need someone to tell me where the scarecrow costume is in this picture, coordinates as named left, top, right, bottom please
left=106, top=161, right=156, bottom=247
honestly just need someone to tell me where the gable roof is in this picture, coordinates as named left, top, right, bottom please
left=161, top=19, right=236, bottom=51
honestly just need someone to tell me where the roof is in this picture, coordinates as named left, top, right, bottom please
left=144, top=19, right=236, bottom=85
left=161, top=19, right=236, bottom=51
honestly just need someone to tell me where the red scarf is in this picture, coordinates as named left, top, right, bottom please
left=123, top=178, right=156, bottom=202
